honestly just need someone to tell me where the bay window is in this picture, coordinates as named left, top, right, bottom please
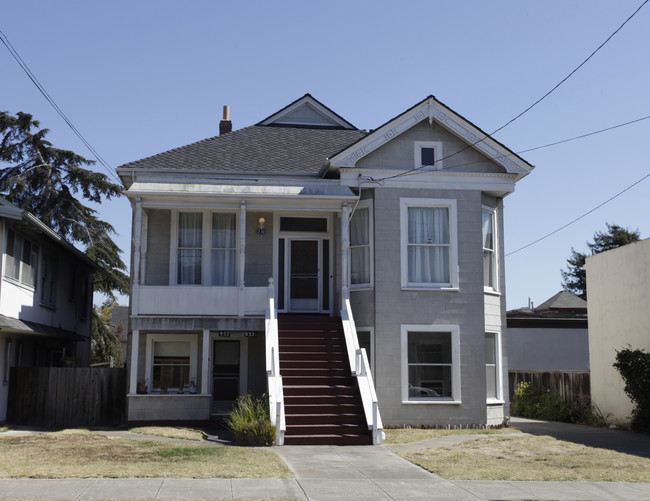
left=400, top=198, right=458, bottom=289
left=482, top=207, right=497, bottom=290
left=485, top=331, right=502, bottom=402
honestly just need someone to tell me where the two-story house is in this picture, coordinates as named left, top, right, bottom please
left=0, top=198, right=97, bottom=423
left=118, top=95, right=532, bottom=444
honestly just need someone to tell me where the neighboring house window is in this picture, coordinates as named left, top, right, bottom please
left=5, top=228, right=39, bottom=288
left=400, top=198, right=458, bottom=289
left=485, top=332, right=502, bottom=402
left=482, top=207, right=497, bottom=290
left=350, top=201, right=373, bottom=288
left=40, top=252, right=58, bottom=307
left=211, top=213, right=236, bottom=286
left=413, top=141, right=443, bottom=170
left=152, top=340, right=190, bottom=391
left=177, top=212, right=203, bottom=284
left=401, top=324, right=461, bottom=403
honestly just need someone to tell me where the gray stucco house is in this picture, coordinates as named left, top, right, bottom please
left=117, top=94, right=533, bottom=444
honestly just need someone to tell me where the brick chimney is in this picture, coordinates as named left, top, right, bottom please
left=219, top=105, right=232, bottom=135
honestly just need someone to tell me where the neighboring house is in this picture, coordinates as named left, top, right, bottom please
left=585, top=238, right=650, bottom=426
left=0, top=198, right=97, bottom=423
left=507, top=291, right=589, bottom=372
left=117, top=94, right=533, bottom=444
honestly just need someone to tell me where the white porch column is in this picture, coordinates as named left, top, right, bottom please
left=341, top=203, right=351, bottom=293
left=238, top=201, right=246, bottom=316
left=129, top=329, right=140, bottom=395
left=201, top=329, right=210, bottom=395
left=132, top=199, right=143, bottom=315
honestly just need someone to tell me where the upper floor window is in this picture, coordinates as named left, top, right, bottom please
left=414, top=141, right=443, bottom=170
left=482, top=207, right=497, bottom=291
left=40, top=251, right=58, bottom=307
left=5, top=228, right=39, bottom=288
left=178, top=212, right=203, bottom=285
left=350, top=201, right=373, bottom=289
left=211, top=213, right=236, bottom=286
left=400, top=198, right=458, bottom=289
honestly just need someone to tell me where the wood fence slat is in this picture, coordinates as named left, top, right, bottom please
left=509, top=370, right=590, bottom=405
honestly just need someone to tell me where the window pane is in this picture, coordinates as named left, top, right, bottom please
left=6, top=229, right=19, bottom=281
left=486, top=365, right=497, bottom=399
left=211, top=250, right=236, bottom=286
left=212, top=213, right=236, bottom=248
left=153, top=341, right=190, bottom=389
left=408, top=207, right=449, bottom=245
left=483, top=250, right=494, bottom=288
left=408, top=332, right=451, bottom=364
left=178, top=249, right=202, bottom=284
left=409, top=365, right=451, bottom=398
left=482, top=211, right=494, bottom=250
left=421, top=147, right=435, bottom=166
left=485, top=333, right=496, bottom=364
left=350, top=208, right=369, bottom=246
left=408, top=246, right=449, bottom=284
left=350, top=246, right=370, bottom=285
left=178, top=212, right=202, bottom=247
left=154, top=341, right=190, bottom=357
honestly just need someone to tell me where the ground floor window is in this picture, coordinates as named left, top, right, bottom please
left=145, top=334, right=197, bottom=392
left=485, top=331, right=502, bottom=402
left=401, top=324, right=460, bottom=403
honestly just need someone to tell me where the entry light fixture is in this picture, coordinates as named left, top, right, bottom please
left=257, top=217, right=266, bottom=235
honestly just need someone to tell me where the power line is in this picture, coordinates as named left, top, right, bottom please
left=0, top=29, right=121, bottom=184
left=505, top=172, right=650, bottom=257
left=368, top=0, right=649, bottom=184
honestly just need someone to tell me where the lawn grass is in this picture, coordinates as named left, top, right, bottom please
left=383, top=427, right=520, bottom=444
left=0, top=430, right=292, bottom=479
left=401, top=435, right=650, bottom=482
left=129, top=426, right=207, bottom=441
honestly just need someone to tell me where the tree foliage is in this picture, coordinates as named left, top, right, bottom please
left=91, top=307, right=125, bottom=367
left=613, top=348, right=650, bottom=433
left=561, top=223, right=640, bottom=299
left=0, top=111, right=128, bottom=297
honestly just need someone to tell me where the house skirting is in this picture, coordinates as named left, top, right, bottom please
left=128, top=394, right=211, bottom=422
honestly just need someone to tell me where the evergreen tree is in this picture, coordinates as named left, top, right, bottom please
left=91, top=305, right=125, bottom=367
left=561, top=223, right=640, bottom=299
left=0, top=111, right=128, bottom=297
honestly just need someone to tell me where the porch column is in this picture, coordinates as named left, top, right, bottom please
left=132, top=199, right=143, bottom=315
left=238, top=201, right=246, bottom=316
left=129, top=329, right=139, bottom=395
left=201, top=329, right=210, bottom=395
left=341, top=203, right=351, bottom=292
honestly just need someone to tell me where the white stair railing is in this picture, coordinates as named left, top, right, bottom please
left=265, top=278, right=285, bottom=445
left=340, top=286, right=384, bottom=445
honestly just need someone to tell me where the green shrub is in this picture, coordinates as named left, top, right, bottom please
left=225, top=394, right=276, bottom=446
left=613, top=348, right=650, bottom=433
left=511, top=381, right=571, bottom=422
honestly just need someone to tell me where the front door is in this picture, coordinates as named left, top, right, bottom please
left=289, top=239, right=320, bottom=312
left=212, top=340, right=240, bottom=413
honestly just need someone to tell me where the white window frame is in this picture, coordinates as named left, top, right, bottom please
left=170, top=209, right=239, bottom=287
left=414, top=141, right=443, bottom=170
left=4, top=228, right=39, bottom=289
left=400, top=198, right=458, bottom=290
left=485, top=331, right=504, bottom=404
left=144, top=333, right=198, bottom=393
left=401, top=324, right=461, bottom=404
left=349, top=200, right=373, bottom=290
left=482, top=205, right=499, bottom=293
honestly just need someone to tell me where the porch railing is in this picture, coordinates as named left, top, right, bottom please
left=265, top=278, right=285, bottom=445
left=340, top=286, right=384, bottom=445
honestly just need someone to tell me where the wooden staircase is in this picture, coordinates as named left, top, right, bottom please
left=278, top=315, right=372, bottom=445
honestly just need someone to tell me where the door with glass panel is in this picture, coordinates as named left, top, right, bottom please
left=212, top=340, right=240, bottom=413
left=288, top=239, right=320, bottom=312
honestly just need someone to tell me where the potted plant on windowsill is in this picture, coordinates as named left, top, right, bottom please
left=189, top=377, right=198, bottom=394
left=137, top=379, right=148, bottom=394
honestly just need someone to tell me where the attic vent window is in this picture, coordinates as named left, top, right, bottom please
left=414, top=141, right=443, bottom=170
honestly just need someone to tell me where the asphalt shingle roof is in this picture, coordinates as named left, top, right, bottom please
left=118, top=126, right=366, bottom=176
left=536, top=291, right=587, bottom=311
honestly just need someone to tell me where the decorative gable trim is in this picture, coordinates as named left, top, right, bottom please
left=257, top=94, right=356, bottom=129
left=327, top=96, right=533, bottom=180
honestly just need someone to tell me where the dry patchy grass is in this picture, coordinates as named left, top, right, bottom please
left=0, top=430, right=292, bottom=479
left=402, top=435, right=650, bottom=482
left=8, top=499, right=300, bottom=501
left=129, top=426, right=207, bottom=441
left=383, top=427, right=520, bottom=444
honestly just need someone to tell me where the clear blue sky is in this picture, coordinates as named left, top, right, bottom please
left=3, top=1, right=649, bottom=309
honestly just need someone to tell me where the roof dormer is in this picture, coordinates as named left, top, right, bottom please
left=257, top=94, right=356, bottom=130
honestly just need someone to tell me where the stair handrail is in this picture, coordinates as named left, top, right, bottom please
left=340, top=286, right=384, bottom=445
left=265, top=278, right=285, bottom=445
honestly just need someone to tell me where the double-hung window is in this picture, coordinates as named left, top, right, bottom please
left=349, top=201, right=373, bottom=289
left=211, top=213, right=236, bottom=286
left=485, top=332, right=502, bottom=402
left=177, top=212, right=203, bottom=285
left=400, top=198, right=458, bottom=289
left=5, top=228, right=39, bottom=288
left=153, top=341, right=190, bottom=390
left=40, top=252, right=57, bottom=307
left=482, top=207, right=497, bottom=291
left=401, top=324, right=461, bottom=403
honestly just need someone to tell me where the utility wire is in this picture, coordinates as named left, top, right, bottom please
left=505, top=172, right=650, bottom=257
left=368, top=0, right=649, bottom=184
left=0, top=29, right=121, bottom=184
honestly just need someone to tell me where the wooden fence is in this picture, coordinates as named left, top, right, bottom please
left=508, top=371, right=590, bottom=405
left=7, top=367, right=127, bottom=427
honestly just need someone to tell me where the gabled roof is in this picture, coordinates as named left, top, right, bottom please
left=257, top=94, right=356, bottom=129
left=536, top=291, right=587, bottom=312
left=326, top=95, right=534, bottom=181
left=118, top=125, right=365, bottom=177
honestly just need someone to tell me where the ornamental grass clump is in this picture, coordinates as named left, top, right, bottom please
left=225, top=394, right=276, bottom=446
